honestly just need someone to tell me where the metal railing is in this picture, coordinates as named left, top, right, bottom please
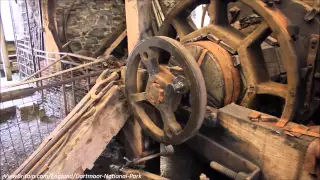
left=0, top=51, right=110, bottom=177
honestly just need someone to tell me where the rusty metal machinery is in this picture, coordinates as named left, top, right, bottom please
left=155, top=0, right=320, bottom=126
left=123, top=0, right=320, bottom=150
left=7, top=0, right=320, bottom=180
left=125, top=36, right=207, bottom=144
left=123, top=0, right=320, bottom=179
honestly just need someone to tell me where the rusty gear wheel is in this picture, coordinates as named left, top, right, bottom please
left=125, top=36, right=207, bottom=145
left=158, top=0, right=302, bottom=126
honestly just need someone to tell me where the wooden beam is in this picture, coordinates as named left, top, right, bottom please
left=0, top=8, right=12, bottom=81
left=212, top=104, right=318, bottom=180
left=40, top=0, right=60, bottom=64
left=125, top=0, right=153, bottom=51
left=124, top=0, right=154, bottom=158
left=104, top=30, right=127, bottom=57
left=92, top=23, right=126, bottom=58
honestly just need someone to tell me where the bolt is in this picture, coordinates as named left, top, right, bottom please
left=172, top=76, right=187, bottom=93
left=210, top=161, right=248, bottom=180
left=304, top=8, right=320, bottom=23
left=232, top=55, right=241, bottom=67
left=173, top=81, right=185, bottom=92
left=286, top=24, right=300, bottom=40
left=207, top=34, right=220, bottom=44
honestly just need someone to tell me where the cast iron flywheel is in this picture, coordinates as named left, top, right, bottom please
left=125, top=36, right=207, bottom=145
left=158, top=0, right=302, bottom=126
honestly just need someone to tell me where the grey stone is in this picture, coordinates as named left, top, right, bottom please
left=85, top=38, right=98, bottom=45
left=55, top=0, right=125, bottom=54
left=16, top=102, right=40, bottom=121
left=69, top=41, right=82, bottom=52
left=89, top=28, right=106, bottom=38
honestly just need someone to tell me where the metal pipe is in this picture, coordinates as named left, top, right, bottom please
left=1, top=56, right=113, bottom=89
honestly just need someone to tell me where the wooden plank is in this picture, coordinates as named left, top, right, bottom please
left=92, top=24, right=126, bottom=58
left=212, top=104, right=317, bottom=180
left=104, top=30, right=127, bottom=57
left=10, top=84, right=130, bottom=179
left=0, top=7, right=12, bottom=81
left=40, top=0, right=60, bottom=64
left=43, top=86, right=129, bottom=176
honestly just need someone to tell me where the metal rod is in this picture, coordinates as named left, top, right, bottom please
left=1, top=57, right=111, bottom=89
left=0, top=71, right=103, bottom=102
left=22, top=55, right=67, bottom=82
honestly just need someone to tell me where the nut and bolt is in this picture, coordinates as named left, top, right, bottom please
left=172, top=76, right=187, bottom=93
left=172, top=81, right=185, bottom=92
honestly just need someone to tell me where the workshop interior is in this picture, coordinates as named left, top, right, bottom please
left=0, top=0, right=319, bottom=179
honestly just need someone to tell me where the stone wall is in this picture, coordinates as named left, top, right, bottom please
left=55, top=0, right=126, bottom=56
left=10, top=0, right=43, bottom=76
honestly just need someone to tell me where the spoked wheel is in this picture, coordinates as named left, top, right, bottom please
left=125, top=36, right=207, bottom=145
left=159, top=0, right=302, bottom=126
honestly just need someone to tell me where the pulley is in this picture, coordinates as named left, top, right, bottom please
left=125, top=36, right=207, bottom=145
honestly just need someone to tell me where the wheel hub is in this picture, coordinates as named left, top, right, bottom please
left=184, top=41, right=241, bottom=107
left=146, top=81, right=165, bottom=105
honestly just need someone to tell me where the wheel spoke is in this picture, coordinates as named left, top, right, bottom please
left=181, top=25, right=245, bottom=51
left=241, top=22, right=272, bottom=48
left=238, top=24, right=270, bottom=85
left=172, top=17, right=196, bottom=39
left=130, top=92, right=147, bottom=102
left=158, top=106, right=182, bottom=137
left=256, top=82, right=287, bottom=98
left=140, top=48, right=160, bottom=75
